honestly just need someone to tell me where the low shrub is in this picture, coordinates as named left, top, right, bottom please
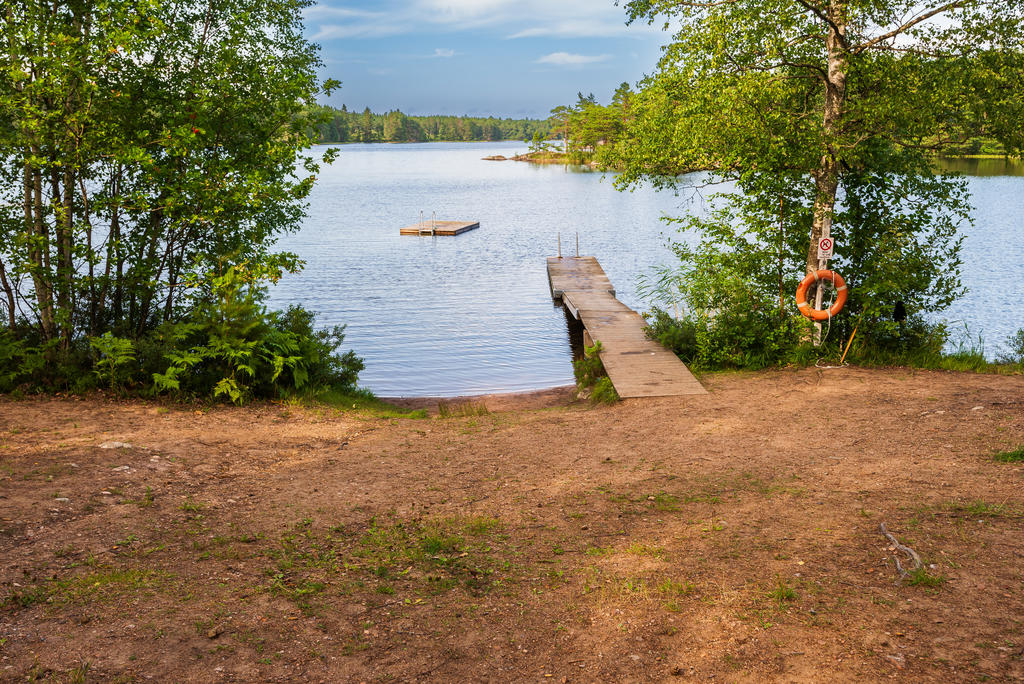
left=644, top=307, right=815, bottom=371
left=573, top=341, right=619, bottom=403
left=0, top=266, right=363, bottom=405
left=152, top=267, right=363, bottom=404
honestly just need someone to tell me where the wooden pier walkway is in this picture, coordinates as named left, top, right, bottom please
left=400, top=220, right=479, bottom=236
left=547, top=256, right=706, bottom=398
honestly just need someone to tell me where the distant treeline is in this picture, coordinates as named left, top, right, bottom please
left=307, top=105, right=553, bottom=143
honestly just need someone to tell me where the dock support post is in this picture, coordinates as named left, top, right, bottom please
left=557, top=232, right=562, bottom=258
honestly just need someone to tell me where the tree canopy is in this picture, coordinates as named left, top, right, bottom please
left=0, top=0, right=362, bottom=399
left=601, top=0, right=1023, bottom=363
left=618, top=0, right=1023, bottom=262
left=1, top=0, right=332, bottom=343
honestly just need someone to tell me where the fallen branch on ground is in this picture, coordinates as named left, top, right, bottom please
left=880, top=522, right=923, bottom=583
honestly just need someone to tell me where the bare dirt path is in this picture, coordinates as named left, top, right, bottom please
left=1, top=367, right=1022, bottom=682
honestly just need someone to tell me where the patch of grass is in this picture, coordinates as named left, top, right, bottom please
left=651, top=492, right=680, bottom=511
left=267, top=574, right=327, bottom=613
left=3, top=584, right=48, bottom=609
left=462, top=515, right=501, bottom=536
left=625, top=542, right=665, bottom=559
left=993, top=446, right=1024, bottom=463
left=907, top=568, right=946, bottom=587
left=67, top=661, right=91, bottom=684
left=22, top=463, right=72, bottom=481
left=585, top=546, right=614, bottom=557
left=135, top=486, right=155, bottom=507
left=619, top=577, right=648, bottom=595
left=53, top=568, right=167, bottom=605
left=437, top=399, right=489, bottom=418
left=849, top=324, right=1023, bottom=374
left=767, top=578, right=798, bottom=604
left=420, top=531, right=462, bottom=555
left=954, top=500, right=1012, bottom=517
left=967, top=500, right=1007, bottom=516
left=259, top=513, right=514, bottom=606
left=179, top=497, right=205, bottom=513
left=316, top=388, right=428, bottom=419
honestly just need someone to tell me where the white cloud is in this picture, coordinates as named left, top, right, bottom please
left=312, top=22, right=408, bottom=40
left=509, top=19, right=654, bottom=39
left=303, top=6, right=380, bottom=19
left=432, top=48, right=456, bottom=58
left=305, top=0, right=650, bottom=40
left=416, top=0, right=514, bottom=21
left=535, top=52, right=611, bottom=66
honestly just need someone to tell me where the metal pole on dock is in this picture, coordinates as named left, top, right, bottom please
left=575, top=232, right=579, bottom=257
left=557, top=232, right=562, bottom=258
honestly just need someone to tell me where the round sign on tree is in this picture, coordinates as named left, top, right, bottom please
left=818, top=237, right=835, bottom=260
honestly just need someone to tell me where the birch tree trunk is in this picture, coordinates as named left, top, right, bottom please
left=807, top=0, right=848, bottom=277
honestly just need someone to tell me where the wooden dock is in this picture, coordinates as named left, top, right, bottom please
left=547, top=256, right=706, bottom=398
left=400, top=220, right=479, bottom=236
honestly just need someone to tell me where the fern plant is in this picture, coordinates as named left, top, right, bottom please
left=89, top=332, right=136, bottom=391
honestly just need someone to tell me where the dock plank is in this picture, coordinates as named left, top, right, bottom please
left=547, top=256, right=705, bottom=398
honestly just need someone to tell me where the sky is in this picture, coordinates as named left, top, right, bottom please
left=304, top=0, right=668, bottom=119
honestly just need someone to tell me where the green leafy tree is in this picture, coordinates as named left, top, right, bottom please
left=0, top=0, right=359, bottom=397
left=614, top=0, right=1023, bottom=358
left=621, top=0, right=1022, bottom=269
left=0, top=3, right=331, bottom=335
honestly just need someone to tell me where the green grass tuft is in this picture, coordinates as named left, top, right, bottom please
left=907, top=567, right=946, bottom=587
left=767, top=578, right=797, bottom=604
left=315, top=388, right=428, bottom=419
left=994, top=446, right=1024, bottom=463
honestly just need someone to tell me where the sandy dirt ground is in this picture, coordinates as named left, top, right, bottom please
left=1, top=366, right=1022, bottom=683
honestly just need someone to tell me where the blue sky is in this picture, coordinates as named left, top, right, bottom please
left=305, top=0, right=667, bottom=118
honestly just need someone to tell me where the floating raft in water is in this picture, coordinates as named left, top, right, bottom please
left=399, top=220, right=480, bottom=236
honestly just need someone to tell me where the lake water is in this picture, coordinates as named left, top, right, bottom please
left=270, top=142, right=1024, bottom=396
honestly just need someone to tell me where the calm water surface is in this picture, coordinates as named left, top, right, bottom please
left=271, top=143, right=1024, bottom=396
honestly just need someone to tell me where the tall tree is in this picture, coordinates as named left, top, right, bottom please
left=615, top=0, right=1023, bottom=345
left=621, top=0, right=1023, bottom=272
left=0, top=0, right=335, bottom=345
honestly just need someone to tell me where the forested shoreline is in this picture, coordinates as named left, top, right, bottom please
left=307, top=104, right=552, bottom=143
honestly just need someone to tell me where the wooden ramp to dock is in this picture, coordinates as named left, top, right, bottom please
left=547, top=256, right=706, bottom=398
left=400, top=220, right=479, bottom=236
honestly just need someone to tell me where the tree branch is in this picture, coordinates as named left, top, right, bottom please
left=793, top=0, right=848, bottom=48
left=853, top=1, right=963, bottom=54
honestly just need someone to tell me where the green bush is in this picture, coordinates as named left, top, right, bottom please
left=152, top=267, right=363, bottom=404
left=645, top=306, right=813, bottom=371
left=573, top=341, right=619, bottom=403
left=573, top=341, right=606, bottom=387
left=0, top=332, right=44, bottom=393
left=997, top=328, right=1024, bottom=365
left=0, top=266, right=363, bottom=404
left=637, top=166, right=971, bottom=371
left=274, top=305, right=363, bottom=394
left=590, top=377, right=619, bottom=404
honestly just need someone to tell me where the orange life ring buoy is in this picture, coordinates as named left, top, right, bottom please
left=796, top=270, right=848, bottom=321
